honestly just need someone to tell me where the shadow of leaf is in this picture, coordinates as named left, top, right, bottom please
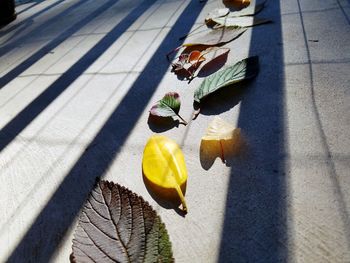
left=197, top=49, right=229, bottom=78
left=199, top=132, right=248, bottom=170
left=197, top=81, right=249, bottom=116
left=147, top=114, right=179, bottom=133
left=142, top=173, right=186, bottom=217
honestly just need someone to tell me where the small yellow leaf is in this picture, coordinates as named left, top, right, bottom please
left=142, top=135, right=188, bottom=213
left=202, top=116, right=240, bottom=141
left=200, top=117, right=241, bottom=167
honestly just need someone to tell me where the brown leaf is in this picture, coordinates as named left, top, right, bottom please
left=171, top=46, right=230, bottom=81
left=183, top=26, right=247, bottom=47
left=70, top=180, right=174, bottom=263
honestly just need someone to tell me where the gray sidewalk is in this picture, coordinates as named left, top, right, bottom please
left=0, top=0, right=349, bottom=262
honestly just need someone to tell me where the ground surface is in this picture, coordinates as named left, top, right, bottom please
left=0, top=0, right=350, bottom=262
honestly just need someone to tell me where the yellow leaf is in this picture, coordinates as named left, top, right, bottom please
left=200, top=117, right=241, bottom=167
left=142, top=135, right=188, bottom=213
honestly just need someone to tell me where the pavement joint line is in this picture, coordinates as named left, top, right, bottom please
left=3, top=1, right=205, bottom=259
left=94, top=0, right=186, bottom=74
left=336, top=0, right=350, bottom=24
left=281, top=6, right=343, bottom=16
left=4, top=135, right=89, bottom=146
left=286, top=153, right=350, bottom=162
left=0, top=25, right=175, bottom=48
left=17, top=71, right=143, bottom=78
left=1, top=0, right=136, bottom=88
left=296, top=0, right=350, bottom=249
left=285, top=59, right=350, bottom=66
left=1, top=0, right=183, bottom=121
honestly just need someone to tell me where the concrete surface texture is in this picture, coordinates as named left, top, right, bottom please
left=0, top=0, right=349, bottom=262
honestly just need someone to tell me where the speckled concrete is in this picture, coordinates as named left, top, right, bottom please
left=0, top=0, right=349, bottom=262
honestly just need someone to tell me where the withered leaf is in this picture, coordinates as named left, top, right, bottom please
left=205, top=1, right=267, bottom=26
left=183, top=26, right=247, bottom=47
left=211, top=16, right=271, bottom=28
left=171, top=47, right=230, bottom=81
left=205, top=8, right=230, bottom=21
left=70, top=180, right=174, bottom=263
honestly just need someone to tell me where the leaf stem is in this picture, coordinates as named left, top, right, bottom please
left=176, top=113, right=188, bottom=126
left=175, top=185, right=188, bottom=213
left=220, top=140, right=225, bottom=163
left=192, top=108, right=201, bottom=120
left=166, top=46, right=182, bottom=61
left=179, top=24, right=204, bottom=40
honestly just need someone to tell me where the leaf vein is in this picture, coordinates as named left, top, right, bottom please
left=80, top=221, right=118, bottom=263
left=87, top=199, right=110, bottom=221
left=100, top=185, right=130, bottom=261
left=82, top=211, right=119, bottom=242
left=73, top=245, right=97, bottom=263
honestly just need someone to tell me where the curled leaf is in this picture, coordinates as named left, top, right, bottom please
left=183, top=27, right=247, bottom=47
left=150, top=92, right=187, bottom=125
left=200, top=117, right=241, bottom=168
left=202, top=116, right=240, bottom=141
left=194, top=56, right=259, bottom=103
left=142, top=135, right=188, bottom=213
left=205, top=8, right=230, bottom=21
left=205, top=1, right=266, bottom=26
left=171, top=46, right=230, bottom=81
left=211, top=16, right=271, bottom=28
left=205, top=8, right=230, bottom=27
left=70, top=180, right=174, bottom=263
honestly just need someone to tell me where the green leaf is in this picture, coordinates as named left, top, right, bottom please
left=211, top=17, right=271, bottom=28
left=194, top=56, right=259, bottom=103
left=70, top=180, right=174, bottom=263
left=150, top=92, right=181, bottom=117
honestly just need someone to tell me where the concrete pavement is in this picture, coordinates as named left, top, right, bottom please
left=0, top=0, right=349, bottom=262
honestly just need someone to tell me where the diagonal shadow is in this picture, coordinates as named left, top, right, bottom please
left=336, top=0, right=350, bottom=24
left=0, top=0, right=119, bottom=88
left=0, top=0, right=84, bottom=52
left=15, top=0, right=42, bottom=16
left=0, top=0, right=151, bottom=154
left=218, top=1, right=288, bottom=262
left=296, top=0, right=350, bottom=247
left=6, top=1, right=205, bottom=262
left=0, top=0, right=66, bottom=40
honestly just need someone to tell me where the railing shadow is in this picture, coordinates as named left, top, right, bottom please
left=6, top=0, right=205, bottom=262
left=296, top=0, right=350, bottom=248
left=16, top=0, right=41, bottom=16
left=0, top=0, right=119, bottom=88
left=218, top=1, right=288, bottom=262
left=0, top=0, right=81, bottom=50
left=0, top=0, right=67, bottom=45
left=0, top=0, right=151, bottom=154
